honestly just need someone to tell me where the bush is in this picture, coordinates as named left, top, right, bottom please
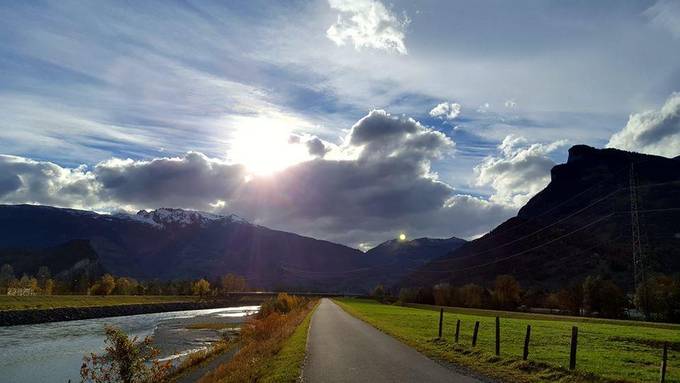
left=257, top=293, right=307, bottom=318
left=81, top=326, right=170, bottom=383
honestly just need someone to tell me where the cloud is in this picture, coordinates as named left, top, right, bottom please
left=0, top=110, right=515, bottom=247
left=645, top=0, right=680, bottom=38
left=475, top=135, right=567, bottom=207
left=326, top=0, right=409, bottom=54
left=606, top=93, right=680, bottom=158
left=95, top=152, right=247, bottom=209
left=429, top=102, right=462, bottom=120
left=305, top=137, right=330, bottom=158
left=348, top=109, right=454, bottom=159
left=0, top=155, right=99, bottom=209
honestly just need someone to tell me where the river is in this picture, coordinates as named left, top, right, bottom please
left=0, top=305, right=259, bottom=383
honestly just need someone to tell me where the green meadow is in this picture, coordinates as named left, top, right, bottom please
left=335, top=298, right=680, bottom=383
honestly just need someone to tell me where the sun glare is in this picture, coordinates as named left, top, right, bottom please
left=229, top=117, right=311, bottom=176
left=399, top=233, right=406, bottom=241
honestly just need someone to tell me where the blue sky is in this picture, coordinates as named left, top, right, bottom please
left=1, top=0, right=679, bottom=248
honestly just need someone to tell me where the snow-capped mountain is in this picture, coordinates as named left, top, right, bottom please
left=116, top=208, right=248, bottom=228
left=0, top=204, right=391, bottom=292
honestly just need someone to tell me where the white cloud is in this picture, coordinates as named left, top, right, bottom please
left=326, top=0, right=409, bottom=54
left=429, top=102, right=462, bottom=120
left=606, top=93, right=680, bottom=158
left=645, top=0, right=680, bottom=38
left=475, top=135, right=567, bottom=207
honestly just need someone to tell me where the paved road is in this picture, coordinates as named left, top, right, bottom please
left=303, top=299, right=480, bottom=383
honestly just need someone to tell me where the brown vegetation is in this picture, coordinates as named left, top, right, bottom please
left=197, top=293, right=316, bottom=383
left=80, top=326, right=171, bottom=383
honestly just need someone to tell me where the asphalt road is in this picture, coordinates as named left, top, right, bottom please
left=303, top=299, right=481, bottom=383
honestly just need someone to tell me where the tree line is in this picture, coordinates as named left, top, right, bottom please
left=379, top=273, right=680, bottom=322
left=0, top=263, right=248, bottom=297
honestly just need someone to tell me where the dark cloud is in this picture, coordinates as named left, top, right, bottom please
left=305, top=137, right=330, bottom=157
left=95, top=152, right=246, bottom=209
left=0, top=111, right=515, bottom=247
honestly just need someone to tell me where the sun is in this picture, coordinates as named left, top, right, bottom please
left=229, top=117, right=311, bottom=176
left=399, top=233, right=406, bottom=241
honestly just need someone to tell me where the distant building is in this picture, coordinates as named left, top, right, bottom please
left=6, top=287, right=35, bottom=296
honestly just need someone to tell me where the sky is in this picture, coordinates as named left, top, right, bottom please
left=1, top=0, right=679, bottom=250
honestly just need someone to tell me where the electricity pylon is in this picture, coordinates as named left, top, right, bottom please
left=630, top=161, right=648, bottom=317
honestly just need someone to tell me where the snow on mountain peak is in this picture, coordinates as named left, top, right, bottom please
left=116, top=208, right=248, bottom=228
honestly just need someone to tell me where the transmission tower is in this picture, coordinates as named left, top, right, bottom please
left=630, top=161, right=648, bottom=317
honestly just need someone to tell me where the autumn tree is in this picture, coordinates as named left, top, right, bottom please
left=91, top=274, right=116, bottom=296
left=598, top=280, right=627, bottom=318
left=398, top=288, right=418, bottom=303
left=556, top=282, right=584, bottom=316
left=36, top=266, right=51, bottom=290
left=114, top=277, right=139, bottom=295
left=371, top=284, right=385, bottom=302
left=192, top=278, right=211, bottom=298
left=636, top=274, right=680, bottom=321
left=493, top=275, right=521, bottom=309
left=44, top=278, right=54, bottom=295
left=19, top=274, right=38, bottom=291
left=219, top=273, right=247, bottom=293
left=459, top=284, right=484, bottom=308
left=0, top=264, right=15, bottom=293
left=433, top=283, right=452, bottom=306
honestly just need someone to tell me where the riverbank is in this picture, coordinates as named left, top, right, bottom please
left=0, top=297, right=263, bottom=326
left=0, top=304, right=260, bottom=383
left=197, top=295, right=318, bottom=382
left=0, top=295, right=195, bottom=311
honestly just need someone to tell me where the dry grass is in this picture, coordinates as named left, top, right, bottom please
left=169, top=339, right=237, bottom=380
left=197, top=295, right=317, bottom=383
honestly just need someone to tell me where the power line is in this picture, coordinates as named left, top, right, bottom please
left=410, top=213, right=615, bottom=274
left=424, top=187, right=621, bottom=265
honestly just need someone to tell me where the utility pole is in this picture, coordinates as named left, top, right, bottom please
left=630, top=162, right=648, bottom=318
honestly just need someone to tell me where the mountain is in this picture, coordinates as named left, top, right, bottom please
left=363, top=236, right=466, bottom=287
left=404, top=145, right=680, bottom=292
left=0, top=205, right=370, bottom=291
left=0, top=205, right=462, bottom=292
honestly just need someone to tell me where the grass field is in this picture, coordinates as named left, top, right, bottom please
left=0, top=295, right=196, bottom=310
left=259, top=301, right=318, bottom=382
left=335, top=298, right=679, bottom=383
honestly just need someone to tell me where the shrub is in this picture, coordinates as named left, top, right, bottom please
left=80, top=326, right=170, bottom=383
left=257, top=293, right=306, bottom=318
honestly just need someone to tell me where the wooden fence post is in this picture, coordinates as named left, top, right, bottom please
left=438, top=307, right=444, bottom=338
left=472, top=321, right=480, bottom=347
left=454, top=319, right=460, bottom=343
left=495, top=316, right=500, bottom=356
left=523, top=324, right=531, bottom=361
left=660, top=342, right=668, bottom=383
left=569, top=326, right=578, bottom=370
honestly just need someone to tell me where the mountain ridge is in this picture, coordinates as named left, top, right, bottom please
left=404, top=145, right=680, bottom=291
left=0, top=204, right=465, bottom=292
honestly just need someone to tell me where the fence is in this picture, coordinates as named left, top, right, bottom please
left=434, top=306, right=671, bottom=382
